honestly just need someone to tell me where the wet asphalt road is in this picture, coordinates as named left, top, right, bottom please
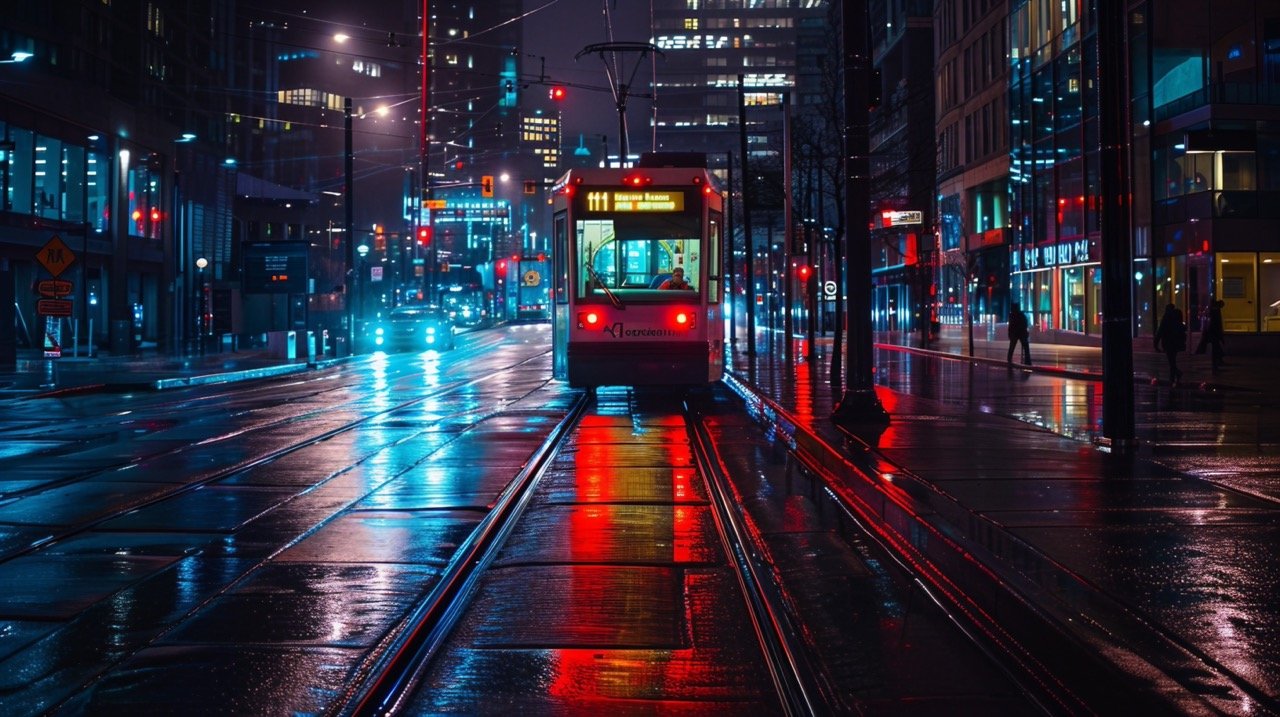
left=4, top=322, right=1276, bottom=713
left=0, top=325, right=1045, bottom=715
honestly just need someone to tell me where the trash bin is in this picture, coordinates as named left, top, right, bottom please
left=111, top=319, right=133, bottom=356
left=267, top=330, right=297, bottom=360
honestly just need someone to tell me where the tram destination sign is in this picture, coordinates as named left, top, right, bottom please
left=243, top=240, right=309, bottom=294
left=584, top=190, right=685, bottom=213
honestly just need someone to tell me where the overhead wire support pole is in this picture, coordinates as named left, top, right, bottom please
left=832, top=0, right=889, bottom=427
left=575, top=42, right=663, bottom=164
left=782, top=91, right=794, bottom=366
left=421, top=0, right=435, bottom=304
left=738, top=75, right=757, bottom=356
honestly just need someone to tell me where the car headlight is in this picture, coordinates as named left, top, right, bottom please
left=427, top=326, right=436, bottom=334
left=375, top=327, right=385, bottom=336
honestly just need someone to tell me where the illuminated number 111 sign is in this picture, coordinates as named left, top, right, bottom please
left=586, top=190, right=684, bottom=213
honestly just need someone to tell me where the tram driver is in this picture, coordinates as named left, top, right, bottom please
left=658, top=267, right=693, bottom=291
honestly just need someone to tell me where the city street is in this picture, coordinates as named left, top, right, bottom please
left=0, top=322, right=1277, bottom=713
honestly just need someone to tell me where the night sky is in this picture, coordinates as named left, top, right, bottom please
left=522, top=0, right=654, bottom=154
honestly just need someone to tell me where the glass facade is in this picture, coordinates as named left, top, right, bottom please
left=1008, top=0, right=1101, bottom=335
left=1, top=122, right=111, bottom=234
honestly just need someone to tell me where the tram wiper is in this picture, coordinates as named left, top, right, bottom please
left=585, top=263, right=625, bottom=310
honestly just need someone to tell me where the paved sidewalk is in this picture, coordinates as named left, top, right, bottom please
left=727, top=330, right=1280, bottom=714
left=886, top=324, right=1276, bottom=396
left=0, top=348, right=337, bottom=398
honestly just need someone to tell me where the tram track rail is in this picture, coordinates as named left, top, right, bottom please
left=332, top=390, right=831, bottom=716
left=684, top=397, right=826, bottom=716
left=332, top=391, right=593, bottom=717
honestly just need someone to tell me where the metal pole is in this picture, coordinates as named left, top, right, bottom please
left=832, top=0, right=889, bottom=426
left=725, top=151, right=736, bottom=349
left=738, top=75, right=756, bottom=355
left=345, top=97, right=356, bottom=352
left=807, top=221, right=817, bottom=358
left=782, top=92, right=794, bottom=365
left=1098, top=0, right=1136, bottom=445
left=421, top=0, right=435, bottom=303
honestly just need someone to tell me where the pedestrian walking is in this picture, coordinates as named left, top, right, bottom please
left=1154, top=303, right=1187, bottom=385
left=1194, top=299, right=1225, bottom=370
left=1007, top=303, right=1032, bottom=366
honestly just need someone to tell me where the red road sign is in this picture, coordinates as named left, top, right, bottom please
left=36, top=236, right=76, bottom=278
left=37, top=298, right=74, bottom=317
left=38, top=280, right=74, bottom=297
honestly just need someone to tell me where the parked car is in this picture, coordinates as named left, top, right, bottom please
left=371, top=304, right=455, bottom=352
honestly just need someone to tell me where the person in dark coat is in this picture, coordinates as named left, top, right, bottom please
left=1194, top=299, right=1225, bottom=370
left=1154, top=303, right=1187, bottom=385
left=1006, top=303, right=1031, bottom=366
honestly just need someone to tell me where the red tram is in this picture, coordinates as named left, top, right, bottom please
left=551, top=153, right=725, bottom=387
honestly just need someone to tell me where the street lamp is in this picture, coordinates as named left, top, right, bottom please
left=195, top=257, right=208, bottom=355
left=0, top=51, right=33, bottom=64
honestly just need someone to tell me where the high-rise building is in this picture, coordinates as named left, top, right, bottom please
left=649, top=0, right=828, bottom=161
left=868, top=0, right=936, bottom=335
left=934, top=0, right=1013, bottom=330
left=0, top=1, right=234, bottom=357
left=1007, top=0, right=1280, bottom=349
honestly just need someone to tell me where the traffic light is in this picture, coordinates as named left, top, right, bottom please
left=796, top=264, right=811, bottom=281
left=417, top=226, right=432, bottom=246
left=481, top=175, right=494, bottom=197
left=549, top=86, right=567, bottom=101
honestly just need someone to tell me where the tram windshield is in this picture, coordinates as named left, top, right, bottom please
left=575, top=215, right=702, bottom=301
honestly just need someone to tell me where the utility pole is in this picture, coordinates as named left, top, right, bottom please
left=739, top=75, right=756, bottom=355
left=783, top=92, right=794, bottom=365
left=832, top=0, right=889, bottom=426
left=1098, top=0, right=1136, bottom=446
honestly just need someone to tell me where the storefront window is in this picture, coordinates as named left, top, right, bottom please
left=1260, top=253, right=1280, bottom=332
left=1218, top=151, right=1256, bottom=190
left=1152, top=255, right=1187, bottom=324
left=1216, top=252, right=1256, bottom=332
left=1062, top=266, right=1085, bottom=332
left=1032, top=270, right=1053, bottom=330
left=1087, top=266, right=1102, bottom=335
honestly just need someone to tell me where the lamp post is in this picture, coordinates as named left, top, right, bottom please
left=195, top=257, right=208, bottom=355
left=357, top=243, right=370, bottom=342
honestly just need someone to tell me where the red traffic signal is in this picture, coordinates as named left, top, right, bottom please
left=796, top=264, right=811, bottom=280
left=417, top=226, right=432, bottom=245
left=549, top=86, right=567, bottom=101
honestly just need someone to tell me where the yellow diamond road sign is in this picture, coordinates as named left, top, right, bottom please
left=37, top=235, right=76, bottom=278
